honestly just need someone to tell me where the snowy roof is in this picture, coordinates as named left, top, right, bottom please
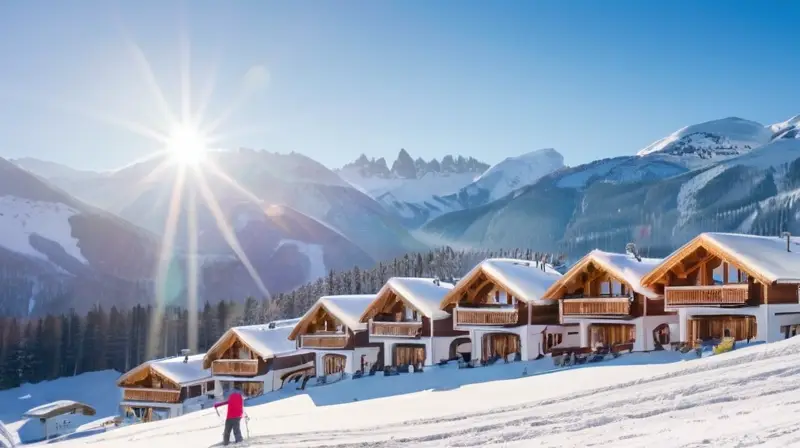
left=230, top=323, right=299, bottom=358
left=480, top=259, right=562, bottom=304
left=23, top=401, right=96, bottom=419
left=117, top=354, right=210, bottom=387
left=316, top=295, right=376, bottom=332
left=641, top=232, right=800, bottom=286
left=149, top=354, right=210, bottom=385
left=699, top=233, right=800, bottom=284
left=443, top=258, right=562, bottom=307
left=547, top=250, right=662, bottom=299
left=381, top=278, right=454, bottom=320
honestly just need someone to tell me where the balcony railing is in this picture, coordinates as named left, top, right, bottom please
left=122, top=388, right=181, bottom=403
left=370, top=321, right=422, bottom=338
left=300, top=333, right=349, bottom=349
left=562, top=298, right=631, bottom=317
left=455, top=307, right=518, bottom=326
left=211, top=359, right=259, bottom=376
left=665, top=284, right=750, bottom=307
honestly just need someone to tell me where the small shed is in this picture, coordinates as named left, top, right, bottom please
left=22, top=401, right=96, bottom=441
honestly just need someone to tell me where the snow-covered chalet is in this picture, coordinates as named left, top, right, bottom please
left=202, top=319, right=314, bottom=398
left=358, top=277, right=468, bottom=368
left=287, top=295, right=381, bottom=378
left=640, top=232, right=800, bottom=344
left=116, top=352, right=212, bottom=423
left=543, top=249, right=678, bottom=352
left=438, top=259, right=574, bottom=363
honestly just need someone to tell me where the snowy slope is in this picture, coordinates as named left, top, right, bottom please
left=637, top=117, right=773, bottom=168
left=0, top=370, right=121, bottom=444
left=769, top=114, right=800, bottom=140
left=55, top=338, right=800, bottom=447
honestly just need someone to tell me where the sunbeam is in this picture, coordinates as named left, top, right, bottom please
left=186, top=181, right=199, bottom=353
left=123, top=36, right=178, bottom=126
left=204, top=162, right=263, bottom=206
left=192, top=168, right=272, bottom=299
left=148, top=165, right=187, bottom=359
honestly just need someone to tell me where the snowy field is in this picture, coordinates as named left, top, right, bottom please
left=10, top=338, right=790, bottom=447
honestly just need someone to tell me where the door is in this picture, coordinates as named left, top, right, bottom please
left=481, top=333, right=520, bottom=361
left=322, top=354, right=347, bottom=375
left=394, top=344, right=426, bottom=367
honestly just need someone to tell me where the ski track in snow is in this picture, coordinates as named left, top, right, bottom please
left=57, top=339, right=800, bottom=448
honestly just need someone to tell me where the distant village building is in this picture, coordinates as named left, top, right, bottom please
left=116, top=352, right=212, bottom=423
left=203, top=319, right=314, bottom=398
left=288, top=295, right=381, bottom=378
left=359, top=277, right=468, bottom=368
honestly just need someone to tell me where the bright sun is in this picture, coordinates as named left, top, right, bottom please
left=166, top=124, right=208, bottom=165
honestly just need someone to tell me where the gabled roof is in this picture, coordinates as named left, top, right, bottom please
left=118, top=354, right=210, bottom=387
left=23, top=401, right=96, bottom=419
left=544, top=250, right=663, bottom=299
left=288, top=294, right=376, bottom=340
left=361, top=277, right=454, bottom=322
left=203, top=321, right=300, bottom=369
left=641, top=232, right=800, bottom=287
left=441, top=258, right=562, bottom=308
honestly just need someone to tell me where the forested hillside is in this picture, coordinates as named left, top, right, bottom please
left=0, top=246, right=563, bottom=390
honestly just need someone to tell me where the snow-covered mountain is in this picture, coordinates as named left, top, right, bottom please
left=423, top=114, right=800, bottom=258
left=24, top=149, right=419, bottom=270
left=0, top=157, right=162, bottom=317
left=376, top=148, right=567, bottom=228
left=770, top=114, right=800, bottom=140
left=636, top=117, right=773, bottom=168
left=337, top=149, right=488, bottom=203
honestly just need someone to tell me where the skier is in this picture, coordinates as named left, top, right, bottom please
left=214, top=388, right=244, bottom=445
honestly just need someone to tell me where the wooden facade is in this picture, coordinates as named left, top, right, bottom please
left=211, top=359, right=259, bottom=376
left=122, top=388, right=181, bottom=404
left=641, top=234, right=800, bottom=307
left=440, top=265, right=560, bottom=328
left=543, top=252, right=669, bottom=322
left=686, top=315, right=757, bottom=343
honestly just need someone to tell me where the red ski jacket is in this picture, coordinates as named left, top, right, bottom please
left=214, top=392, right=243, bottom=419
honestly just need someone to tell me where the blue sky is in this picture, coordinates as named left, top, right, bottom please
left=0, top=1, right=797, bottom=171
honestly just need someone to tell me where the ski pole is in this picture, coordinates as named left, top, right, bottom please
left=244, top=414, right=250, bottom=439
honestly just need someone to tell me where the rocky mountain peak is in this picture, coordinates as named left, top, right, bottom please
left=339, top=149, right=489, bottom=179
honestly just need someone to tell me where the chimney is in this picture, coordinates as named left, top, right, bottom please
left=180, top=348, right=190, bottom=363
left=433, top=276, right=440, bottom=286
left=626, top=242, right=642, bottom=262
left=783, top=232, right=792, bottom=252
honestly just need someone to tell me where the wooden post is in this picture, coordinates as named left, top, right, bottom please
left=722, top=262, right=729, bottom=284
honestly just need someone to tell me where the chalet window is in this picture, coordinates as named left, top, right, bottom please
left=600, top=282, right=610, bottom=296
left=237, top=347, right=250, bottom=360
left=611, top=281, right=623, bottom=296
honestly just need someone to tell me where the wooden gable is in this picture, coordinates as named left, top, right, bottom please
left=117, top=364, right=180, bottom=390
left=203, top=330, right=263, bottom=369
left=641, top=235, right=769, bottom=289
left=288, top=303, right=347, bottom=340
left=440, top=267, right=503, bottom=309
left=360, top=287, right=421, bottom=323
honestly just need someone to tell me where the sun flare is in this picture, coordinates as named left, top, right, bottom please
left=166, top=123, right=208, bottom=165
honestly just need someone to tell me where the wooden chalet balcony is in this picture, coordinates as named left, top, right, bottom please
left=370, top=321, right=422, bottom=338
left=562, top=298, right=631, bottom=317
left=123, top=388, right=181, bottom=403
left=300, top=333, right=349, bottom=349
left=211, top=359, right=259, bottom=376
left=455, top=307, right=518, bottom=326
left=665, top=284, right=750, bottom=307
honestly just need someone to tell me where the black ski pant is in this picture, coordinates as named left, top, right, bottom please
left=223, top=417, right=243, bottom=445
